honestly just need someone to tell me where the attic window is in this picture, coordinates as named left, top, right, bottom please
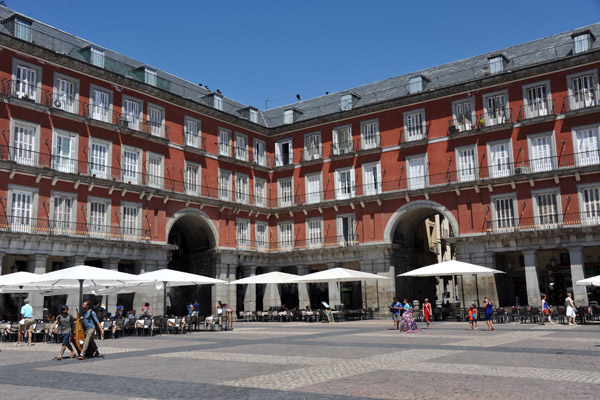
left=489, top=56, right=504, bottom=75
left=13, top=17, right=32, bottom=42
left=249, top=109, right=258, bottom=123
left=145, top=68, right=157, bottom=86
left=341, top=94, right=353, bottom=111
left=574, top=33, right=592, bottom=54
left=409, top=77, right=423, bottom=94
left=283, top=109, right=293, bottom=124
left=90, top=47, right=105, bottom=68
left=214, top=95, right=223, bottom=110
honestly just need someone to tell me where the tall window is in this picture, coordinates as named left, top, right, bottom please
left=52, top=195, right=73, bottom=235
left=213, top=95, right=223, bottom=111
left=304, top=133, right=321, bottom=161
left=581, top=186, right=600, bottom=224
left=253, top=139, right=266, bottom=166
left=407, top=155, right=427, bottom=190
left=13, top=18, right=32, bottom=42
left=89, top=140, right=109, bottom=179
left=235, top=133, right=248, bottom=161
left=254, top=178, right=266, bottom=207
left=10, top=190, right=33, bottom=233
left=185, top=118, right=200, bottom=148
left=55, top=78, right=75, bottom=113
left=122, top=204, right=140, bottom=238
left=483, top=91, right=508, bottom=126
left=493, top=196, right=516, bottom=230
left=275, top=139, right=293, bottom=166
left=122, top=148, right=140, bottom=184
left=488, top=141, right=512, bottom=178
left=219, top=170, right=232, bottom=201
left=574, top=33, right=592, bottom=54
left=219, top=129, right=231, bottom=156
left=457, top=147, right=477, bottom=182
left=122, top=98, right=141, bottom=130
left=529, top=134, right=554, bottom=172
left=255, top=222, right=268, bottom=249
left=249, top=109, right=259, bottom=123
left=524, top=82, right=550, bottom=118
left=307, top=218, right=322, bottom=248
left=535, top=191, right=560, bottom=226
left=488, top=56, right=504, bottom=75
left=569, top=72, right=596, bottom=110
left=278, top=222, right=293, bottom=249
left=278, top=178, right=293, bottom=207
left=453, top=99, right=474, bottom=132
left=404, top=110, right=425, bottom=141
left=145, top=68, right=157, bottom=86
left=574, top=127, right=600, bottom=166
left=236, top=219, right=250, bottom=248
left=146, top=153, right=163, bottom=189
left=90, top=47, right=105, bottom=68
left=362, top=162, right=381, bottom=195
left=12, top=123, right=36, bottom=166
left=409, top=77, right=423, bottom=94
left=235, top=174, right=249, bottom=204
left=333, top=125, right=353, bottom=155
left=148, top=106, right=163, bottom=137
left=185, top=163, right=200, bottom=195
left=335, top=167, right=355, bottom=200
left=15, top=64, right=37, bottom=100
left=341, top=94, right=353, bottom=111
left=305, top=173, right=322, bottom=204
left=52, top=131, right=77, bottom=174
left=89, top=200, right=109, bottom=238
left=337, top=215, right=356, bottom=246
left=283, top=110, right=293, bottom=125
left=91, top=87, right=110, bottom=122
left=361, top=119, right=379, bottom=149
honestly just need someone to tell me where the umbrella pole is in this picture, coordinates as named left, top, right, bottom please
left=78, top=279, right=83, bottom=309
left=475, top=275, right=480, bottom=307
left=461, top=275, right=465, bottom=309
left=163, top=281, right=167, bottom=317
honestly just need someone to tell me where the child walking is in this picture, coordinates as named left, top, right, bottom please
left=468, top=304, right=478, bottom=330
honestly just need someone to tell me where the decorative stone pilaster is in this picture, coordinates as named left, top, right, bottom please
left=568, top=247, right=588, bottom=307
left=296, top=265, right=310, bottom=309
left=326, top=263, right=341, bottom=307
left=243, top=266, right=257, bottom=312
left=212, top=262, right=237, bottom=315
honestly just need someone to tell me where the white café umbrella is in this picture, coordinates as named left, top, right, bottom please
left=399, top=260, right=505, bottom=307
left=576, top=275, right=600, bottom=287
left=131, top=269, right=226, bottom=316
left=0, top=271, right=105, bottom=295
left=229, top=271, right=300, bottom=285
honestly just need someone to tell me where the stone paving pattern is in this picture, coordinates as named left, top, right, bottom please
left=1, top=320, right=600, bottom=399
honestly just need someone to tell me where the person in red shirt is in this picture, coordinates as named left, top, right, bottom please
left=423, top=298, right=433, bottom=329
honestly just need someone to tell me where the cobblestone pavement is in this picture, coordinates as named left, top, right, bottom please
left=1, top=320, right=600, bottom=399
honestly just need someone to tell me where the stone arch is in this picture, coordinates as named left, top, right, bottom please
left=165, top=208, right=218, bottom=249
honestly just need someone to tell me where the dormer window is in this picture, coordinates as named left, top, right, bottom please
left=90, top=47, right=105, bottom=68
left=214, top=95, right=223, bottom=110
left=574, top=33, right=592, bottom=54
left=341, top=94, right=353, bottom=111
left=283, top=109, right=293, bottom=124
left=409, top=76, right=423, bottom=94
left=250, top=109, right=258, bottom=123
left=488, top=56, right=504, bottom=75
left=145, top=68, right=157, bottom=86
left=13, top=17, right=32, bottom=42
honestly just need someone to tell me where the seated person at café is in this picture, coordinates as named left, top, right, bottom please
left=205, top=301, right=223, bottom=326
left=141, top=303, right=150, bottom=317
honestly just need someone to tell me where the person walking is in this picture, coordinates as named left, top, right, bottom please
left=423, top=298, right=433, bottom=329
left=78, top=300, right=103, bottom=360
left=390, top=297, right=401, bottom=329
left=16, top=298, right=35, bottom=346
left=468, top=304, right=478, bottom=330
left=399, top=299, right=421, bottom=333
left=565, top=292, right=577, bottom=325
left=539, top=294, right=554, bottom=325
left=50, top=305, right=77, bottom=360
left=484, top=297, right=495, bottom=331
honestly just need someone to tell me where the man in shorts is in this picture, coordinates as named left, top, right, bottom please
left=17, top=298, right=35, bottom=346
left=390, top=297, right=402, bottom=330
left=50, top=305, right=77, bottom=359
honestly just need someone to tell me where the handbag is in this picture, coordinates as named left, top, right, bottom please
left=543, top=308, right=551, bottom=316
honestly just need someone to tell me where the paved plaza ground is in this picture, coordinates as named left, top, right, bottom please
left=1, top=319, right=599, bottom=399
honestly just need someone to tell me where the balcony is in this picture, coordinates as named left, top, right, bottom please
left=518, top=99, right=556, bottom=122
left=356, top=135, right=381, bottom=153
left=330, top=140, right=357, bottom=159
left=562, top=89, right=600, bottom=114
left=400, top=126, right=428, bottom=144
left=183, top=132, right=207, bottom=152
left=477, top=107, right=514, bottom=130
left=0, top=214, right=150, bottom=242
left=117, top=113, right=169, bottom=141
left=235, top=234, right=360, bottom=252
left=486, top=211, right=600, bottom=235
left=300, top=148, right=323, bottom=164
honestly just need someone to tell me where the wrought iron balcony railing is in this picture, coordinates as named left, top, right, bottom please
left=486, top=211, right=600, bottom=234
left=235, top=234, right=360, bottom=252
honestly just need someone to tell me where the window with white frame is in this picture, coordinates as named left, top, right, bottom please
left=305, top=173, right=322, bottom=204
left=88, top=198, right=109, bottom=237
left=492, top=195, right=516, bottom=230
left=255, top=222, right=268, bottom=249
left=306, top=218, right=322, bottom=247
left=362, top=162, right=381, bottom=195
left=90, top=85, right=111, bottom=122
left=235, top=133, right=248, bottom=161
left=332, top=125, right=353, bottom=155
left=122, top=96, right=142, bottom=130
left=528, top=133, right=555, bottom=172
left=10, top=189, right=33, bottom=233
left=335, top=167, right=355, bottom=200
left=185, top=162, right=201, bottom=195
left=235, top=173, right=249, bottom=204
left=13, top=18, right=32, bottom=41
left=574, top=33, right=592, bottom=54
left=145, top=68, right=157, bottom=86
left=409, top=77, right=423, bottom=94
left=213, top=95, right=223, bottom=111
left=568, top=70, right=597, bottom=110
left=453, top=99, right=474, bottom=132
left=456, top=146, right=477, bottom=182
left=283, top=109, right=293, bottom=125
left=483, top=90, right=509, bottom=126
left=11, top=121, right=37, bottom=166
left=122, top=147, right=141, bottom=184
left=407, top=155, right=427, bottom=190
left=219, top=170, right=232, bottom=201
left=52, top=130, right=77, bottom=174
left=573, top=126, right=600, bottom=166
left=254, top=178, right=266, bottom=207
left=488, top=56, right=504, bottom=75
left=361, top=119, right=379, bottom=149
left=275, top=138, right=293, bottom=166
left=253, top=139, right=266, bottom=166
left=54, top=74, right=78, bottom=113
left=278, top=222, right=293, bottom=249
left=404, top=109, right=426, bottom=141
left=90, top=47, right=105, bottom=68
left=146, top=153, right=163, bottom=189
left=304, top=132, right=321, bottom=161
left=14, top=62, right=38, bottom=101
left=534, top=190, right=560, bottom=226
left=184, top=117, right=201, bottom=148
left=523, top=81, right=551, bottom=118
left=278, top=178, right=293, bottom=207
left=51, top=193, right=75, bottom=235
left=236, top=219, right=250, bottom=248
left=121, top=203, right=141, bottom=239
left=487, top=140, right=512, bottom=179
left=579, top=185, right=600, bottom=224
left=341, top=94, right=353, bottom=111
left=147, top=104, right=164, bottom=137
left=249, top=109, right=259, bottom=123
left=219, top=128, right=231, bottom=156
left=337, top=214, right=356, bottom=246
left=89, top=138, right=110, bottom=179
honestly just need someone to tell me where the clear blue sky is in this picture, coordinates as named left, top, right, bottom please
left=9, top=0, right=600, bottom=110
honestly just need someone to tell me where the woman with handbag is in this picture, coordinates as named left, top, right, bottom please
left=540, top=294, right=554, bottom=325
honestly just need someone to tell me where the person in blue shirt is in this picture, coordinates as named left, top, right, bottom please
left=78, top=300, right=104, bottom=360
left=390, top=297, right=401, bottom=329
left=17, top=298, right=35, bottom=346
